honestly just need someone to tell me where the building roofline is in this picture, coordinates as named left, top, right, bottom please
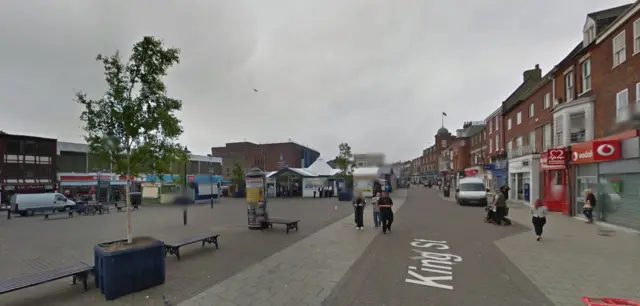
left=596, top=2, right=640, bottom=44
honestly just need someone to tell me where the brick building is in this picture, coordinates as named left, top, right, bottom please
left=211, top=141, right=320, bottom=178
left=0, top=132, right=57, bottom=204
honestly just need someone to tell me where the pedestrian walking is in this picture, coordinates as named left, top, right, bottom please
left=377, top=191, right=394, bottom=234
left=371, top=195, right=381, bottom=227
left=319, top=186, right=324, bottom=198
left=501, top=184, right=510, bottom=201
left=531, top=199, right=548, bottom=241
left=583, top=188, right=596, bottom=223
left=353, top=192, right=366, bottom=230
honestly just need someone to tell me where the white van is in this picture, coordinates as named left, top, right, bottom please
left=455, top=177, right=489, bottom=206
left=10, top=193, right=76, bottom=216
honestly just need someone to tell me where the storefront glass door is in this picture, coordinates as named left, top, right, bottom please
left=599, top=173, right=640, bottom=231
left=516, top=173, right=524, bottom=200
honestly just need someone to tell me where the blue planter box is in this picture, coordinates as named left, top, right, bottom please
left=94, top=237, right=165, bottom=300
left=338, top=191, right=353, bottom=202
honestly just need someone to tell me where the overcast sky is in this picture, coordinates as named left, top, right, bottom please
left=0, top=0, right=632, bottom=162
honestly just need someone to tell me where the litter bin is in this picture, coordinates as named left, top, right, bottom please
left=443, top=187, right=450, bottom=198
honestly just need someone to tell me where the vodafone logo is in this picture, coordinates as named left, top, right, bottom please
left=573, top=150, right=593, bottom=161
left=596, top=144, right=616, bottom=157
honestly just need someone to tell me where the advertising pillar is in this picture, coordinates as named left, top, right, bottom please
left=245, top=168, right=269, bottom=229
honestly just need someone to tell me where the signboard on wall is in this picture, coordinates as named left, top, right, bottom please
left=540, top=148, right=567, bottom=171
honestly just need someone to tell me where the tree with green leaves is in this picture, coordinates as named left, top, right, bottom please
left=76, top=36, right=186, bottom=243
left=231, top=164, right=245, bottom=187
left=334, top=142, right=355, bottom=188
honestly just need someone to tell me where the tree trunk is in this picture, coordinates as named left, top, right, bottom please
left=126, top=162, right=133, bottom=243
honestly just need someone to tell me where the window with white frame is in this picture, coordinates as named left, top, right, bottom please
left=634, top=19, right=640, bottom=54
left=544, top=92, right=551, bottom=109
left=507, top=118, right=512, bottom=130
left=489, top=140, right=492, bottom=153
left=506, top=140, right=512, bottom=151
left=529, top=131, right=535, bottom=148
left=516, top=112, right=522, bottom=125
left=516, top=136, right=523, bottom=148
left=636, top=82, right=640, bottom=105
left=488, top=120, right=492, bottom=133
left=554, top=116, right=563, bottom=147
left=543, top=123, right=552, bottom=150
left=529, top=104, right=534, bottom=118
left=495, top=134, right=499, bottom=151
left=613, top=30, right=626, bottom=67
left=616, top=89, right=629, bottom=122
left=581, top=59, right=591, bottom=93
left=584, top=26, right=595, bottom=45
left=494, top=116, right=498, bottom=131
left=565, top=71, right=574, bottom=101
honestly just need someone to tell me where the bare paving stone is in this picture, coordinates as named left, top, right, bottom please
left=496, top=202, right=640, bottom=304
left=0, top=197, right=355, bottom=306
left=178, top=190, right=408, bottom=306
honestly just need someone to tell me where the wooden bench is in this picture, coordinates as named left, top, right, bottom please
left=265, top=218, right=299, bottom=234
left=44, top=210, right=74, bottom=220
left=164, top=234, right=220, bottom=260
left=0, top=262, right=93, bottom=295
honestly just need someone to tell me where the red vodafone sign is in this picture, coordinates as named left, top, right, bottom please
left=540, top=148, right=567, bottom=171
left=571, top=140, right=622, bottom=164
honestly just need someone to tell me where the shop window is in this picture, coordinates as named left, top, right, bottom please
left=599, top=174, right=640, bottom=231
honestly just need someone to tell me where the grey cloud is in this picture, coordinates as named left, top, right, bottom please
left=0, top=0, right=632, bottom=162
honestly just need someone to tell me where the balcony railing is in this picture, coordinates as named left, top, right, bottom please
left=507, top=143, right=542, bottom=158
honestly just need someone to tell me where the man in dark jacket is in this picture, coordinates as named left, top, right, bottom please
left=377, top=191, right=394, bottom=234
left=500, top=185, right=510, bottom=200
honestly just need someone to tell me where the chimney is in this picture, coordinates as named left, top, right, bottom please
left=523, top=64, right=542, bottom=82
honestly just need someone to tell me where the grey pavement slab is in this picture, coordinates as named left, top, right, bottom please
left=496, top=201, right=640, bottom=306
left=178, top=189, right=409, bottom=306
left=0, top=197, right=353, bottom=306
left=324, top=187, right=553, bottom=306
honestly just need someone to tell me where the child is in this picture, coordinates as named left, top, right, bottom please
left=371, top=195, right=381, bottom=227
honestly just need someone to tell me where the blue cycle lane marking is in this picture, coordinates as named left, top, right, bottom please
left=405, top=239, right=463, bottom=290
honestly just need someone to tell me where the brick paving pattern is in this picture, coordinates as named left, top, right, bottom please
left=0, top=197, right=353, bottom=306
left=178, top=189, right=408, bottom=306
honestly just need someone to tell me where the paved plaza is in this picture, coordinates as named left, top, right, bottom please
left=1, top=188, right=638, bottom=305
left=0, top=197, right=354, bottom=306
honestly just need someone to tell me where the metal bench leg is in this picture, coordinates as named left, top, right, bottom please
left=44, top=214, right=49, bottom=220
left=213, top=237, right=219, bottom=249
left=175, top=249, right=181, bottom=261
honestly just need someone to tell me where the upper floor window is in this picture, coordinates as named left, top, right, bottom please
left=507, top=118, right=512, bottom=130
left=529, top=104, right=534, bottom=118
left=516, top=112, right=522, bottom=125
left=616, top=88, right=629, bottom=123
left=613, top=30, right=627, bottom=67
left=441, top=140, right=447, bottom=148
left=515, top=136, right=523, bottom=148
left=488, top=120, right=492, bottom=133
left=506, top=141, right=513, bottom=151
left=581, top=59, right=591, bottom=93
left=495, top=134, right=499, bottom=150
left=494, top=116, right=498, bottom=131
left=565, top=71, right=575, bottom=102
left=489, top=140, right=493, bottom=153
left=636, top=82, right=640, bottom=105
left=634, top=19, right=640, bottom=55
left=584, top=25, right=595, bottom=45
left=544, top=92, right=551, bottom=109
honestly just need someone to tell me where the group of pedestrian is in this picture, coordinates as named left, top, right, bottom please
left=313, top=185, right=333, bottom=198
left=352, top=183, right=394, bottom=234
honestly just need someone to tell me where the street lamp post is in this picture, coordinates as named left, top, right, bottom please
left=208, top=154, right=214, bottom=208
left=183, top=146, right=190, bottom=226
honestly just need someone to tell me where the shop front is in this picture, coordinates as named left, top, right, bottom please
left=540, top=148, right=568, bottom=213
left=507, top=155, right=540, bottom=205
left=58, top=173, right=146, bottom=202
left=490, top=160, right=508, bottom=190
left=570, top=129, right=640, bottom=231
left=1, top=183, right=56, bottom=204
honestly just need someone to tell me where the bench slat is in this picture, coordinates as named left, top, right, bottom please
left=167, top=234, right=220, bottom=247
left=0, top=263, right=92, bottom=293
